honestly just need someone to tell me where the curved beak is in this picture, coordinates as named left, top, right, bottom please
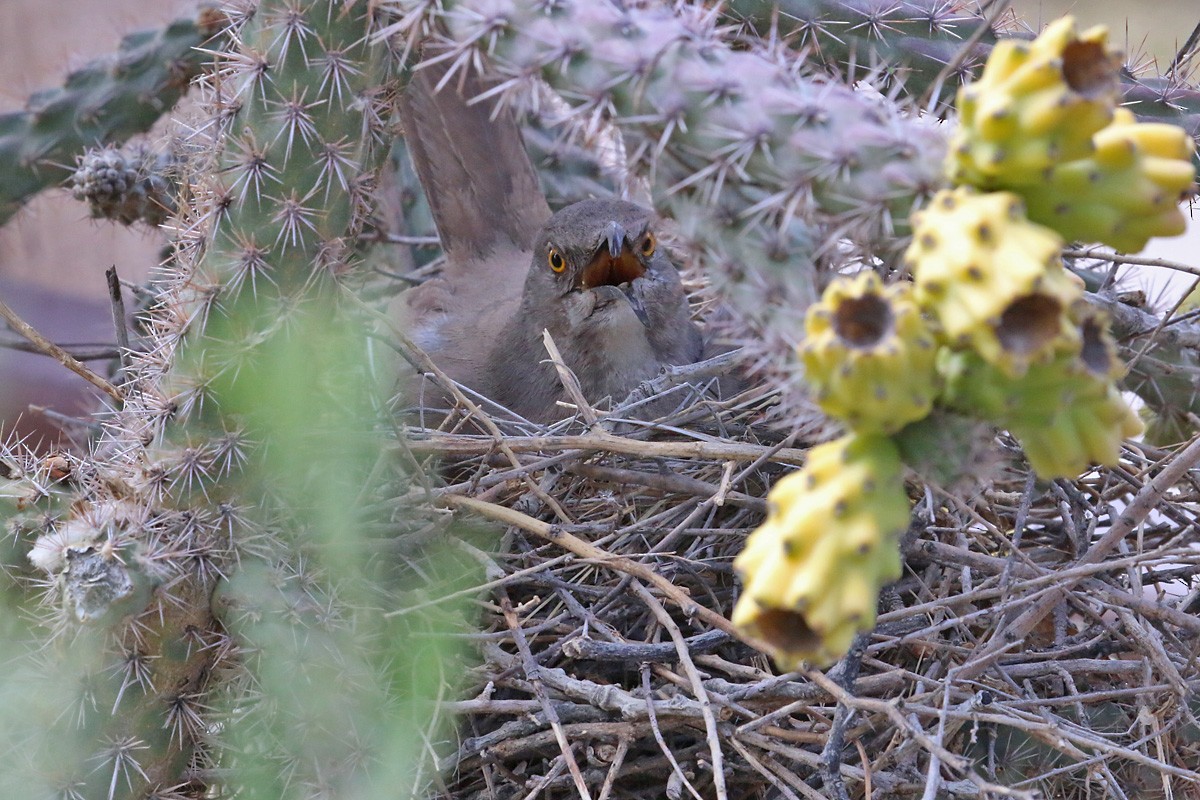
left=576, top=222, right=646, bottom=291
left=622, top=285, right=651, bottom=327
left=604, top=221, right=625, bottom=258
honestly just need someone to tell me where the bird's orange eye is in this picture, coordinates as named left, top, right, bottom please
left=640, top=232, right=656, bottom=257
left=548, top=249, right=566, bottom=273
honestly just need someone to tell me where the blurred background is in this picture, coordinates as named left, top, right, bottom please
left=0, top=0, right=1197, bottom=448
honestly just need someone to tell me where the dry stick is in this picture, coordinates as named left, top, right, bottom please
left=501, top=596, right=594, bottom=800
left=852, top=738, right=873, bottom=800
left=758, top=750, right=832, bottom=800
left=562, top=629, right=730, bottom=662
left=105, top=266, right=132, bottom=371
left=631, top=580, right=728, bottom=800
left=384, top=550, right=578, bottom=618
left=407, top=430, right=810, bottom=465
left=726, top=738, right=806, bottom=800
left=639, top=663, right=704, bottom=800
left=401, top=326, right=572, bottom=522
left=957, top=707, right=1199, bottom=780
left=1065, top=246, right=1200, bottom=277
left=595, top=737, right=629, bottom=800
left=541, top=329, right=602, bottom=429
left=0, top=341, right=121, bottom=360
left=909, top=538, right=1200, bottom=634
left=955, top=434, right=1200, bottom=683
left=520, top=756, right=568, bottom=800
left=799, top=688, right=1046, bottom=798
left=1114, top=607, right=1190, bottom=698
left=568, top=461, right=766, bottom=511
left=820, top=640, right=866, bottom=800
left=803, top=670, right=969, bottom=774
left=921, top=683, right=952, bottom=800
left=439, top=493, right=744, bottom=639
left=0, top=297, right=123, bottom=403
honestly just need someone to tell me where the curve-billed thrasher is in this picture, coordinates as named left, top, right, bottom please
left=399, top=58, right=702, bottom=423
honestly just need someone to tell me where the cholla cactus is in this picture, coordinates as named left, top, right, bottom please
left=732, top=432, right=909, bottom=667
left=799, top=272, right=938, bottom=434
left=0, top=2, right=448, bottom=797
left=725, top=0, right=999, bottom=102
left=736, top=11, right=1191, bottom=673
left=947, top=16, right=1197, bottom=253
left=388, top=0, right=947, bottom=351
left=1023, top=108, right=1197, bottom=252
left=70, top=142, right=177, bottom=226
left=907, top=188, right=1083, bottom=376
left=948, top=17, right=1121, bottom=188
left=0, top=9, right=227, bottom=225
left=940, top=312, right=1143, bottom=479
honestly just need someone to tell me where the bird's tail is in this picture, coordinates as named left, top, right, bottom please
left=399, top=48, right=550, bottom=265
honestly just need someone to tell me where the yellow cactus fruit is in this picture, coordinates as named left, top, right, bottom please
left=907, top=188, right=1083, bottom=375
left=1022, top=108, right=1197, bottom=253
left=949, top=17, right=1121, bottom=188
left=798, top=272, right=938, bottom=434
left=1008, top=382, right=1142, bottom=479
left=732, top=433, right=910, bottom=668
left=940, top=309, right=1142, bottom=479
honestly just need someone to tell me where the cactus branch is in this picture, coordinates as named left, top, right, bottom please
left=0, top=9, right=226, bottom=226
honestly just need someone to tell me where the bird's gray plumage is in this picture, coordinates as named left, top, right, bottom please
left=483, top=198, right=703, bottom=421
left=399, top=58, right=702, bottom=423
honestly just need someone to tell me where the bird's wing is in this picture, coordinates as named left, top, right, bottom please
left=401, top=247, right=527, bottom=396
left=399, top=49, right=551, bottom=267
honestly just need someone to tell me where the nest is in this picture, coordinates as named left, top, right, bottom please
left=395, top=324, right=1200, bottom=800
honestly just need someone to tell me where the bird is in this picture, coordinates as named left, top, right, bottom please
left=397, top=55, right=703, bottom=424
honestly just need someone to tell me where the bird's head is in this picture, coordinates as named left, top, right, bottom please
left=525, top=199, right=670, bottom=325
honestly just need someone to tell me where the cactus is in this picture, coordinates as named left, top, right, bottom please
left=945, top=15, right=1200, bottom=253
left=948, top=17, right=1122, bottom=190
left=732, top=432, right=910, bottom=668
left=940, top=308, right=1142, bottom=479
left=798, top=271, right=938, bottom=433
left=1022, top=108, right=1197, bottom=252
left=946, top=17, right=1197, bottom=253
left=4, top=1, right=1200, bottom=797
left=0, top=2, right=457, bottom=797
left=1122, top=74, right=1200, bottom=141
left=1102, top=291, right=1200, bottom=447
left=724, top=0, right=1200, bottom=155
left=907, top=188, right=1083, bottom=376
left=70, top=142, right=178, bottom=226
left=944, top=347, right=1143, bottom=479
left=0, top=9, right=226, bottom=226
left=724, top=0, right=1000, bottom=105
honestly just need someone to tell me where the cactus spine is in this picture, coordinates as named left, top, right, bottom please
left=724, top=0, right=999, bottom=103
